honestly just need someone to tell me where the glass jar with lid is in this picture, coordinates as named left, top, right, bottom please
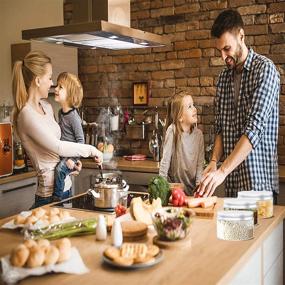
left=223, top=198, right=258, bottom=225
left=217, top=211, right=254, bottom=241
left=237, top=191, right=273, bottom=219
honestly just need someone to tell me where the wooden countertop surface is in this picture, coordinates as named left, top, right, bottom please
left=82, top=157, right=159, bottom=173
left=0, top=170, right=37, bottom=186
left=0, top=199, right=285, bottom=285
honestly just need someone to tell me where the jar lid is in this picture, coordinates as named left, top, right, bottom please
left=238, top=191, right=273, bottom=200
left=217, top=210, right=253, bottom=221
left=223, top=198, right=257, bottom=209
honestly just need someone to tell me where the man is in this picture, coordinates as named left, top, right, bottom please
left=197, top=10, right=280, bottom=201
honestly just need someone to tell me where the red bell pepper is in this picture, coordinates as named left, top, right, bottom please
left=171, top=187, right=186, bottom=207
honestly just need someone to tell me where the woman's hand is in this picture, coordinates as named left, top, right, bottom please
left=70, top=160, right=82, bottom=176
left=94, top=151, right=103, bottom=165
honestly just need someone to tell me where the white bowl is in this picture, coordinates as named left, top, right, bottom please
left=103, top=152, right=113, bottom=162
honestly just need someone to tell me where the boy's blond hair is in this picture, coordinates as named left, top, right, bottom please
left=57, top=72, right=83, bottom=108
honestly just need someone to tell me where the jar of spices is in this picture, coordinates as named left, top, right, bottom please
left=217, top=211, right=254, bottom=241
left=223, top=198, right=258, bottom=225
left=237, top=191, right=273, bottom=219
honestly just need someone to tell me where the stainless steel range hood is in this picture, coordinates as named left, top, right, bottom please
left=22, top=0, right=170, bottom=50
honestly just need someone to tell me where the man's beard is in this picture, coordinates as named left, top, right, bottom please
left=225, top=44, right=243, bottom=70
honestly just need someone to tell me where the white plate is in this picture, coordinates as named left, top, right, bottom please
left=102, top=250, right=163, bottom=269
left=1, top=211, right=76, bottom=230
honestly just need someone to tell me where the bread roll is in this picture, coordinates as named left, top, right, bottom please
left=32, top=207, right=46, bottom=219
left=14, top=214, right=26, bottom=225
left=59, top=210, right=70, bottom=220
left=55, top=238, right=71, bottom=263
left=26, top=246, right=45, bottom=268
left=49, top=208, right=60, bottom=216
left=37, top=239, right=50, bottom=251
left=23, top=239, right=37, bottom=249
left=55, top=238, right=71, bottom=249
left=10, top=244, right=29, bottom=267
left=24, top=215, right=38, bottom=225
left=44, top=245, right=59, bottom=265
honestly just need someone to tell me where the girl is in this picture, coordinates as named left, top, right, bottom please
left=12, top=51, right=102, bottom=208
left=52, top=72, right=85, bottom=201
left=159, top=91, right=204, bottom=195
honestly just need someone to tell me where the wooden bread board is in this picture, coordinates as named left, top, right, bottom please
left=121, top=221, right=148, bottom=238
left=185, top=197, right=222, bottom=219
left=153, top=235, right=192, bottom=250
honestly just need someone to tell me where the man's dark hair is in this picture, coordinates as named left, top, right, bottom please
left=211, top=9, right=244, bottom=38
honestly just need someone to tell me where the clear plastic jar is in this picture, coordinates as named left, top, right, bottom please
left=223, top=198, right=258, bottom=225
left=237, top=191, right=273, bottom=218
left=217, top=211, right=254, bottom=241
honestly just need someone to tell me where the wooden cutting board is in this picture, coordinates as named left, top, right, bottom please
left=185, top=197, right=222, bottom=219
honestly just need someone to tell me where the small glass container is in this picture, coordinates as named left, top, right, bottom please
left=217, top=211, right=254, bottom=241
left=238, top=191, right=273, bottom=219
left=223, top=198, right=258, bottom=225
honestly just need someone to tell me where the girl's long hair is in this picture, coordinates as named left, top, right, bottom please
left=165, top=91, right=193, bottom=159
left=12, top=50, right=51, bottom=130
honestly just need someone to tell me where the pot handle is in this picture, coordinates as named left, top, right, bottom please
left=87, top=189, right=100, bottom=199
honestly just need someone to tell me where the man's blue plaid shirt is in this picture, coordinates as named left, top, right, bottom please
left=215, top=48, right=280, bottom=197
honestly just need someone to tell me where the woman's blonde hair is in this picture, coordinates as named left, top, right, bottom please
left=12, top=50, right=51, bottom=129
left=57, top=72, right=83, bottom=108
left=166, top=90, right=194, bottom=158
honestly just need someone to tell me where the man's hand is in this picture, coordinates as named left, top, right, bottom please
left=70, top=160, right=82, bottom=176
left=66, top=159, right=75, bottom=170
left=196, top=168, right=227, bottom=197
left=203, top=160, right=217, bottom=176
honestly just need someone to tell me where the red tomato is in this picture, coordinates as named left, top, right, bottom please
left=115, top=205, right=126, bottom=217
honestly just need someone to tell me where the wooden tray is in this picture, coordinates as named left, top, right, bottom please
left=153, top=235, right=192, bottom=250
left=185, top=197, right=221, bottom=219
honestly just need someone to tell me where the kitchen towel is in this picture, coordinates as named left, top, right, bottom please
left=1, top=247, right=89, bottom=284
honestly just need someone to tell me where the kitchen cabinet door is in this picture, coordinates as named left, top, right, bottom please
left=0, top=176, right=37, bottom=218
left=11, top=42, right=78, bottom=84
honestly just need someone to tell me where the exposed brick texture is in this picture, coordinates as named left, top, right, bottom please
left=64, top=0, right=285, bottom=162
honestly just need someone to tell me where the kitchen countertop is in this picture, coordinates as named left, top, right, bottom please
left=82, top=157, right=159, bottom=173
left=0, top=170, right=37, bottom=186
left=0, top=199, right=284, bottom=285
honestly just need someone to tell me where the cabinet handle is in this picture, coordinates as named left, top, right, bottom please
left=2, top=182, right=37, bottom=194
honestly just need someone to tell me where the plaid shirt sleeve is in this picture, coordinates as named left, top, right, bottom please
left=214, top=74, right=223, bottom=135
left=244, top=62, right=280, bottom=149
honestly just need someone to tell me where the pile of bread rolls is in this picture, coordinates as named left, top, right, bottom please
left=10, top=238, right=72, bottom=268
left=13, top=208, right=71, bottom=226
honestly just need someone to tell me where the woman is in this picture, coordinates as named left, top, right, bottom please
left=12, top=50, right=102, bottom=208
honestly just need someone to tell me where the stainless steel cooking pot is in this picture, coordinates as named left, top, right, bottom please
left=87, top=172, right=129, bottom=208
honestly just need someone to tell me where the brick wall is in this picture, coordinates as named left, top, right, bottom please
left=64, top=0, right=285, bottom=161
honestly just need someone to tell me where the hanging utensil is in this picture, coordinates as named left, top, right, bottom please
left=99, top=164, right=104, bottom=180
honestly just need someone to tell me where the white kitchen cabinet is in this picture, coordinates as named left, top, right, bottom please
left=0, top=176, right=38, bottom=218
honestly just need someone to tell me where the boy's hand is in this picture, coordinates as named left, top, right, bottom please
left=70, top=160, right=82, bottom=176
left=66, top=159, right=75, bottom=169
